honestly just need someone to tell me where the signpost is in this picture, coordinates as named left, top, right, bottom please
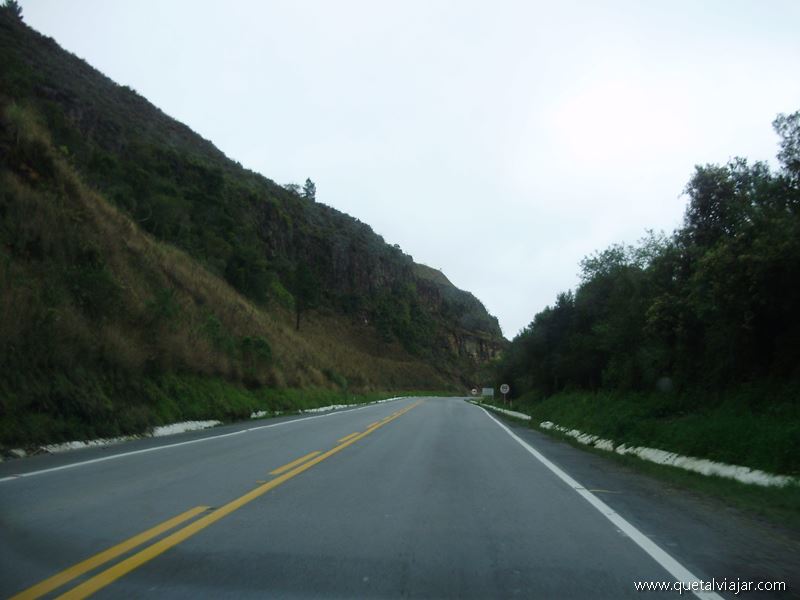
left=500, top=383, right=510, bottom=405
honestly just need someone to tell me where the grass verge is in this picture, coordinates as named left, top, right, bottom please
left=0, top=369, right=454, bottom=450
left=528, top=418, right=800, bottom=530
left=513, top=386, right=799, bottom=477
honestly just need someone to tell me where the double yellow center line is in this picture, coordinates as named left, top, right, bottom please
left=12, top=400, right=421, bottom=600
left=9, top=506, right=209, bottom=600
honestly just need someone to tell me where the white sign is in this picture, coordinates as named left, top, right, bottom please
left=500, top=384, right=510, bottom=395
left=481, top=388, right=494, bottom=397
left=471, top=388, right=477, bottom=396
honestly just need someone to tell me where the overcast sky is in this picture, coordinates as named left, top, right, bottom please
left=22, top=0, right=800, bottom=337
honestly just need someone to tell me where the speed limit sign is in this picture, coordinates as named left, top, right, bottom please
left=500, top=384, right=510, bottom=395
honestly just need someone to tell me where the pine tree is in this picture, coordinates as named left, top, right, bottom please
left=302, top=178, right=316, bottom=202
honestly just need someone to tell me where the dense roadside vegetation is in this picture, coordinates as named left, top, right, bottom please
left=493, top=112, right=800, bottom=476
left=0, top=6, right=501, bottom=448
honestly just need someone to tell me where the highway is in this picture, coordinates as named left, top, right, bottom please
left=1, top=397, right=797, bottom=599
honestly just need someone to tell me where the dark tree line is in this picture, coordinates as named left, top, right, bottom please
left=497, top=112, right=800, bottom=400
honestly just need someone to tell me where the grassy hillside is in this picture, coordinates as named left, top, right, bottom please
left=0, top=8, right=503, bottom=446
left=0, top=10, right=503, bottom=367
left=0, top=100, right=454, bottom=445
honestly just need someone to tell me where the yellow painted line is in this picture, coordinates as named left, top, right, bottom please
left=55, top=400, right=422, bottom=600
left=269, top=451, right=320, bottom=476
left=367, top=422, right=379, bottom=429
left=10, top=506, right=208, bottom=600
left=337, top=432, right=360, bottom=444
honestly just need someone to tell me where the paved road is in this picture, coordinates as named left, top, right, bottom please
left=1, top=397, right=797, bottom=598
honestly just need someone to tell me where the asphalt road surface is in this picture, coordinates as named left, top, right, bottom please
left=1, top=397, right=797, bottom=599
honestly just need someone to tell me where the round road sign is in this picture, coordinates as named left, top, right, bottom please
left=500, top=384, right=510, bottom=395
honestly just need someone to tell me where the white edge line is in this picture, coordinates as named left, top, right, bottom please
left=478, top=406, right=723, bottom=600
left=0, top=398, right=408, bottom=483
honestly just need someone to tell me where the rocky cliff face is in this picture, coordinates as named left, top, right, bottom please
left=258, top=197, right=506, bottom=370
left=413, top=266, right=506, bottom=364
left=447, top=331, right=504, bottom=362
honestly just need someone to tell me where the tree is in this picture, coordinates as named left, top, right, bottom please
left=282, top=183, right=301, bottom=196
left=1, top=0, right=22, bottom=20
left=224, top=246, right=272, bottom=304
left=302, top=178, right=316, bottom=202
left=291, top=263, right=320, bottom=331
left=682, top=164, right=743, bottom=248
left=773, top=111, right=800, bottom=180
